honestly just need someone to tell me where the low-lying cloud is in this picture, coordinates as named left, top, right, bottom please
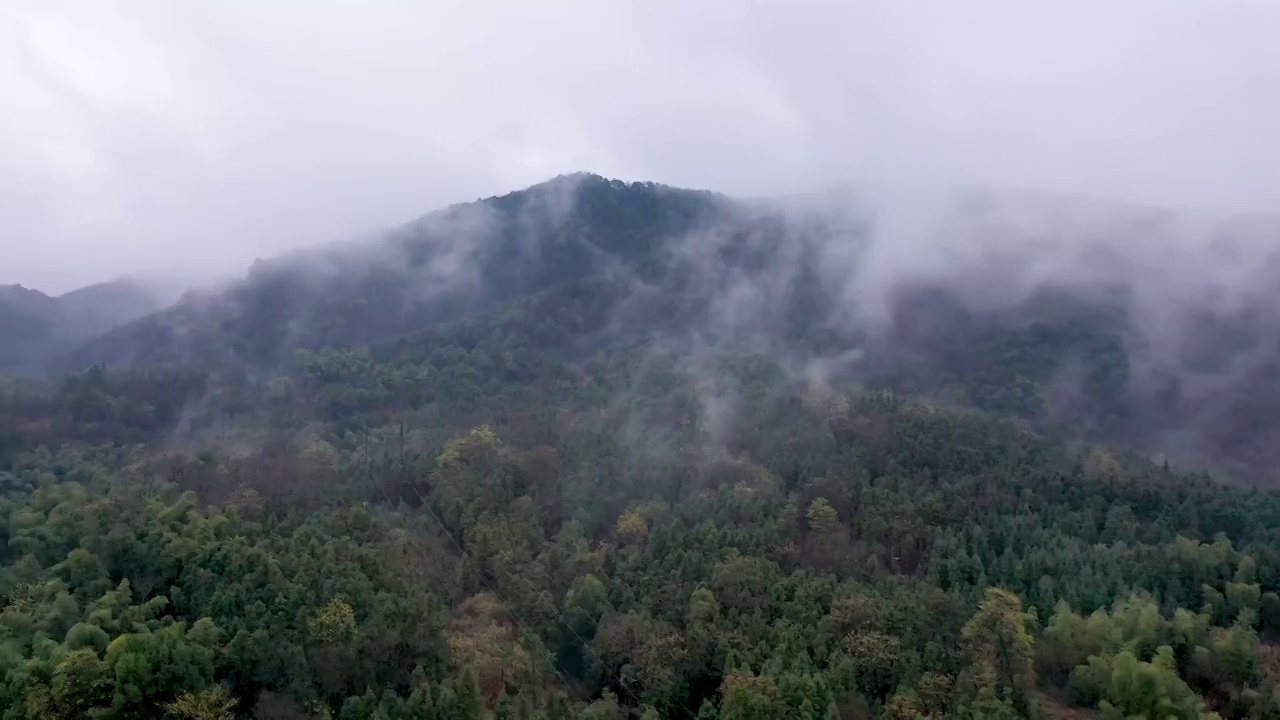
left=4, top=0, right=1280, bottom=292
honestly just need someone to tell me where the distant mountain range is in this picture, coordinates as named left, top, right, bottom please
left=0, top=278, right=168, bottom=373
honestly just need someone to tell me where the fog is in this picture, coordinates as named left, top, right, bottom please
left=4, top=0, right=1280, bottom=293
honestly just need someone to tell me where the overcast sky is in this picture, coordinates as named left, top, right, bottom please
left=3, top=1, right=1279, bottom=293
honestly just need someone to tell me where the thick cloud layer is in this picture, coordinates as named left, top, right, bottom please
left=4, top=0, right=1280, bottom=292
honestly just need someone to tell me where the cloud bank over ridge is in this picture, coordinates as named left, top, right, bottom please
left=3, top=0, right=1280, bottom=291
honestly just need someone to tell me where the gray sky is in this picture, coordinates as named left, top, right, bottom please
left=3, top=0, right=1279, bottom=293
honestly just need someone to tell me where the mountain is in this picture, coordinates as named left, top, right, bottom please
left=63, top=174, right=728, bottom=370
left=0, top=277, right=167, bottom=373
left=54, top=174, right=1280, bottom=482
left=7, top=175, right=1280, bottom=718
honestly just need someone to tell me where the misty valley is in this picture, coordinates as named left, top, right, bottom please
left=4, top=174, right=1280, bottom=720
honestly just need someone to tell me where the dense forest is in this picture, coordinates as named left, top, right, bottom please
left=4, top=175, right=1280, bottom=719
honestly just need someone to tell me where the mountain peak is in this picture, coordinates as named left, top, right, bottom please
left=0, top=283, right=46, bottom=297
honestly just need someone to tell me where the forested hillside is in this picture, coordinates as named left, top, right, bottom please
left=4, top=175, right=1280, bottom=719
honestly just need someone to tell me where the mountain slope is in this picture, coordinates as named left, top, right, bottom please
left=6, top=176, right=1280, bottom=718
left=49, top=174, right=1280, bottom=482
left=64, top=174, right=730, bottom=370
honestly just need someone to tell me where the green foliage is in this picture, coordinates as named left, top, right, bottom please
left=1072, top=647, right=1213, bottom=720
left=961, top=589, right=1036, bottom=715
left=7, top=179, right=1280, bottom=720
left=717, top=671, right=786, bottom=720
left=165, top=685, right=237, bottom=720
